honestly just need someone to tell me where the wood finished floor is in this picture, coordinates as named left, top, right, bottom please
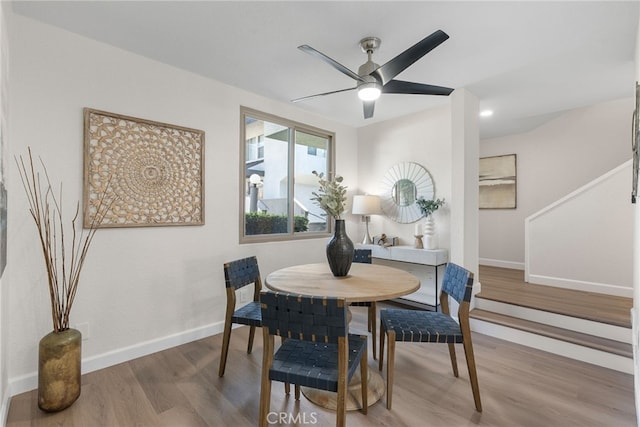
left=477, top=265, right=633, bottom=328
left=7, top=303, right=636, bottom=427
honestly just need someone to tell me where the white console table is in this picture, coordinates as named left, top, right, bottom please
left=357, top=244, right=448, bottom=309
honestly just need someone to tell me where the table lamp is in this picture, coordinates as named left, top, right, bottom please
left=352, top=195, right=381, bottom=244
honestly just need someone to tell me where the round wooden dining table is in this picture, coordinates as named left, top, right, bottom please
left=265, top=262, right=419, bottom=303
left=265, top=262, right=420, bottom=410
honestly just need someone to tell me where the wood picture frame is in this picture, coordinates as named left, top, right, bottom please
left=83, top=108, right=205, bottom=228
left=479, top=154, right=517, bottom=209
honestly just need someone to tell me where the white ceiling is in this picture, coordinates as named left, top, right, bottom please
left=11, top=1, right=640, bottom=139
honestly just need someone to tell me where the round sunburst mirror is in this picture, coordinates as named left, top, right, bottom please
left=380, top=162, right=435, bottom=223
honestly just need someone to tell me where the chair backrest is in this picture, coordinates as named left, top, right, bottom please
left=260, top=292, right=347, bottom=344
left=441, top=262, right=474, bottom=304
left=223, top=256, right=262, bottom=292
left=353, top=248, right=372, bottom=264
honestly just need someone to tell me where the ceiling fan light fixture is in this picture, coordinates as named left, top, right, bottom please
left=358, top=82, right=382, bottom=101
left=297, top=31, right=452, bottom=118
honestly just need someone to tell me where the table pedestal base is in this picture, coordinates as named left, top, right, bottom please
left=301, top=370, right=384, bottom=411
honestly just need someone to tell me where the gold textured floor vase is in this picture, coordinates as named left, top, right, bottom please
left=38, top=328, right=81, bottom=412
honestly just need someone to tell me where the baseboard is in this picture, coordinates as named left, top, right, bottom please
left=8, top=320, right=225, bottom=397
left=632, top=308, right=640, bottom=420
left=479, top=258, right=524, bottom=270
left=528, top=274, right=633, bottom=298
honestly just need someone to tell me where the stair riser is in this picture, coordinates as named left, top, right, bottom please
left=475, top=298, right=631, bottom=344
left=470, top=318, right=633, bottom=374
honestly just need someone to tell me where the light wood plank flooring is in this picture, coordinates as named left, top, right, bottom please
left=477, top=265, right=633, bottom=328
left=7, top=303, right=636, bottom=427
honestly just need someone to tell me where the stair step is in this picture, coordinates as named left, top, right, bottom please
left=475, top=298, right=631, bottom=344
left=469, top=308, right=633, bottom=358
left=477, top=265, right=632, bottom=328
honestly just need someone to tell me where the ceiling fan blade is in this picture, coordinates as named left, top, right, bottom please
left=372, top=30, right=449, bottom=85
left=363, top=100, right=375, bottom=119
left=298, top=45, right=366, bottom=82
left=291, top=87, right=356, bottom=103
left=383, top=80, right=454, bottom=96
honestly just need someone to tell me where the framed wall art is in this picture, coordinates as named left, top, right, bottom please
left=83, top=108, right=205, bottom=228
left=479, top=154, right=517, bottom=209
left=632, top=81, right=639, bottom=204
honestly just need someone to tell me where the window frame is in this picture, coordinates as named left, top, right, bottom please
left=239, top=106, right=335, bottom=244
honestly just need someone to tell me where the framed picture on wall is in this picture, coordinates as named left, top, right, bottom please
left=83, top=108, right=205, bottom=228
left=0, top=125, right=6, bottom=278
left=632, top=81, right=639, bottom=204
left=479, top=154, right=517, bottom=209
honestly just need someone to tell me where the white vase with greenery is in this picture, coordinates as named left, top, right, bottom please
left=416, top=197, right=445, bottom=250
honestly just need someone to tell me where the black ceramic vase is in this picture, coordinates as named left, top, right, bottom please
left=326, top=219, right=354, bottom=277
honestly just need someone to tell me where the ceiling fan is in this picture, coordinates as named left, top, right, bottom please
left=292, top=30, right=454, bottom=119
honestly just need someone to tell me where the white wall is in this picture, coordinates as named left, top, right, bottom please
left=632, top=12, right=640, bottom=427
left=450, top=89, right=479, bottom=279
left=355, top=91, right=479, bottom=316
left=5, top=13, right=359, bottom=394
left=526, top=161, right=633, bottom=296
left=356, top=105, right=452, bottom=249
left=480, top=97, right=633, bottom=269
left=0, top=2, right=8, bottom=423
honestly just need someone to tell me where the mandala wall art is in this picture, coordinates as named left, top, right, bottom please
left=83, top=108, right=205, bottom=228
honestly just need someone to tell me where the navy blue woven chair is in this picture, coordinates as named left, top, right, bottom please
left=350, top=249, right=378, bottom=359
left=378, top=262, right=482, bottom=412
left=353, top=248, right=372, bottom=264
left=259, top=292, right=368, bottom=427
left=218, top=256, right=263, bottom=377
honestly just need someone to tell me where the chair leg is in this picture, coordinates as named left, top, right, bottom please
left=447, top=342, right=459, bottom=377
left=279, top=337, right=292, bottom=395
left=247, top=325, right=256, bottom=354
left=379, top=321, right=385, bottom=371
left=259, top=378, right=272, bottom=427
left=370, top=303, right=377, bottom=360
left=386, top=330, right=396, bottom=410
left=259, top=333, right=274, bottom=427
left=462, top=332, right=482, bottom=412
left=337, top=336, right=348, bottom=427
left=360, top=337, right=368, bottom=414
left=295, top=385, right=301, bottom=400
left=218, top=319, right=233, bottom=377
left=276, top=337, right=293, bottom=395
left=336, top=378, right=346, bottom=427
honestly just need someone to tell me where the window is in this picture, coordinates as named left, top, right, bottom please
left=307, top=146, right=326, bottom=157
left=240, top=107, right=334, bottom=243
left=245, top=135, right=265, bottom=161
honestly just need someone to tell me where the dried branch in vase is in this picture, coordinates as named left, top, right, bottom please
left=15, top=147, right=113, bottom=332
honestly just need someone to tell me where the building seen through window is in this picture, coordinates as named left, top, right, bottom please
left=241, top=108, right=334, bottom=242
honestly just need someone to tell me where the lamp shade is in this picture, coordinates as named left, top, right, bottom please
left=352, top=195, right=381, bottom=215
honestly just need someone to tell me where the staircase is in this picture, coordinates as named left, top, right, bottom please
left=469, top=265, right=633, bottom=374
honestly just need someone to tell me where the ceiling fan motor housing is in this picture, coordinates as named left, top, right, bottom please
left=358, top=37, right=382, bottom=86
